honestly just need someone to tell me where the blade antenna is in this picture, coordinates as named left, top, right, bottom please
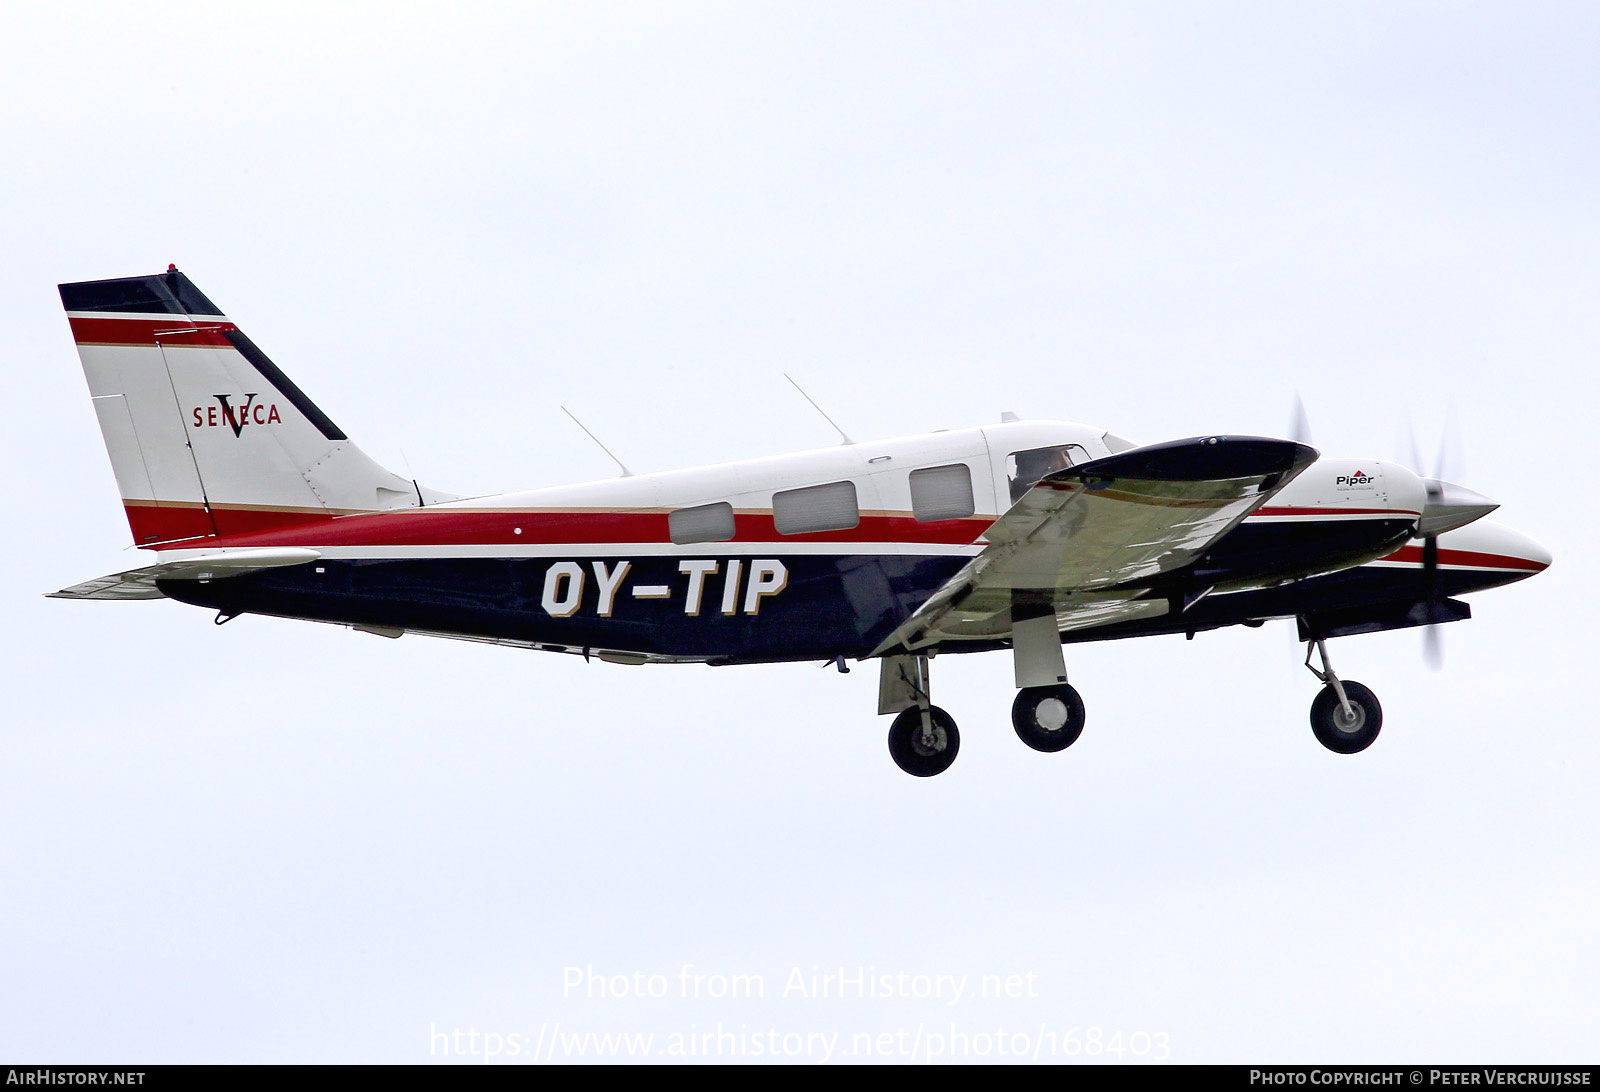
left=784, top=374, right=854, bottom=445
left=560, top=406, right=633, bottom=477
left=399, top=446, right=425, bottom=507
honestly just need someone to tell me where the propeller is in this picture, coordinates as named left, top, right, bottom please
left=1401, top=415, right=1496, bottom=671
left=1406, top=424, right=1449, bottom=671
left=1289, top=394, right=1313, bottom=447
left=1420, top=534, right=1444, bottom=670
left=1282, top=395, right=1315, bottom=645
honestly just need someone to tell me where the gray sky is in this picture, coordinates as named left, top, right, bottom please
left=2, top=2, right=1594, bottom=1063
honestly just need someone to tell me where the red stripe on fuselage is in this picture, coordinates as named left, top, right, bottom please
left=1379, top=544, right=1546, bottom=572
left=124, top=503, right=337, bottom=545
left=146, top=508, right=993, bottom=552
left=124, top=503, right=215, bottom=545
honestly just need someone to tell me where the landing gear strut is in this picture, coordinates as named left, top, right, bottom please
left=1304, top=639, right=1382, bottom=754
left=1008, top=612, right=1085, bottom=754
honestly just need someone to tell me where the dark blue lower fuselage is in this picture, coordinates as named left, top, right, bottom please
left=156, top=516, right=1513, bottom=662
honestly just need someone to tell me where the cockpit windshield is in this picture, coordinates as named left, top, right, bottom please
left=1008, top=444, right=1091, bottom=502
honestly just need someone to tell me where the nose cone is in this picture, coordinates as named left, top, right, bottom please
left=1417, top=479, right=1500, bottom=537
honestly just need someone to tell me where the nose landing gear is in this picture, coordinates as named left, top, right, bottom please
left=1304, top=639, right=1382, bottom=754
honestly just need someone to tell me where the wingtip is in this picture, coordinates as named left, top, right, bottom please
left=1083, top=435, right=1320, bottom=483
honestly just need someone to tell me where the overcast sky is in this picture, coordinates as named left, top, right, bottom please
left=2, top=2, right=1594, bottom=1064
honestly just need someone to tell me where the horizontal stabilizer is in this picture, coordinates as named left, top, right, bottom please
left=48, top=571, right=168, bottom=601
left=49, top=547, right=321, bottom=601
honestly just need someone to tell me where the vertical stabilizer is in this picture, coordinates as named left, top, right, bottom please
left=61, top=268, right=453, bottom=545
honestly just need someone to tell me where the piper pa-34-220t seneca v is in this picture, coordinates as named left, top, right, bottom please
left=52, top=268, right=1551, bottom=776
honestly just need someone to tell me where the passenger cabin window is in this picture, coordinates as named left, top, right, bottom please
left=669, top=501, right=736, bottom=544
left=908, top=463, right=975, bottom=522
left=773, top=481, right=859, bottom=535
left=1008, top=444, right=1092, bottom=502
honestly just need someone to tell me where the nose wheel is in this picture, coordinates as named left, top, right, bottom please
left=1304, top=639, right=1383, bottom=754
left=1310, top=681, right=1382, bottom=753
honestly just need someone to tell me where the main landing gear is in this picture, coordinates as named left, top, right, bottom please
left=1303, top=639, right=1383, bottom=754
left=878, top=651, right=1087, bottom=777
left=1011, top=684, right=1086, bottom=753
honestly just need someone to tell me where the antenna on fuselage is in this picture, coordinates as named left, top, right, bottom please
left=783, top=374, right=854, bottom=445
left=560, top=406, right=633, bottom=477
left=398, top=446, right=425, bottom=506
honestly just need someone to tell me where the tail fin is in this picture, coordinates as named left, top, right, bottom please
left=61, top=267, right=453, bottom=545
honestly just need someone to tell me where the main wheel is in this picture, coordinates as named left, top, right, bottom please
left=1011, top=684, right=1085, bottom=752
left=1309, top=681, right=1382, bottom=754
left=887, top=706, right=960, bottom=777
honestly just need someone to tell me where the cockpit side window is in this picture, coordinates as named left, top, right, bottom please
left=1007, top=444, right=1091, bottom=502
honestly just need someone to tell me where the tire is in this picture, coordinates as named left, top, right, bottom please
left=1309, top=681, right=1382, bottom=754
left=1011, top=684, right=1085, bottom=753
left=887, top=706, right=960, bottom=777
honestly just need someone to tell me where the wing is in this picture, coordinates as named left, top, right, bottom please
left=874, top=436, right=1317, bottom=652
left=48, top=547, right=322, bottom=601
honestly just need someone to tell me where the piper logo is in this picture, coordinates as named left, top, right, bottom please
left=191, top=394, right=283, bottom=437
left=1335, top=470, right=1376, bottom=487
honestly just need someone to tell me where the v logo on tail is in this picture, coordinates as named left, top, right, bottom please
left=206, top=392, right=276, bottom=438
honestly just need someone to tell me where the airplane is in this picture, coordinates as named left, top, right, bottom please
left=51, top=266, right=1551, bottom=776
